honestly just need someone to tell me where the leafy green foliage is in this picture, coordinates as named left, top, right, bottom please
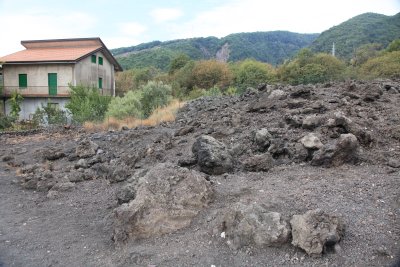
left=9, top=91, right=23, bottom=119
left=65, top=85, right=111, bottom=123
left=311, top=12, right=400, bottom=59
left=359, top=51, right=400, bottom=79
left=169, top=54, right=191, bottom=75
left=106, top=90, right=142, bottom=120
left=115, top=67, right=160, bottom=95
left=231, top=59, right=276, bottom=91
left=112, top=31, right=318, bottom=71
left=140, top=81, right=173, bottom=118
left=0, top=115, right=15, bottom=130
left=278, top=49, right=345, bottom=85
left=386, top=39, right=400, bottom=52
left=351, top=43, right=383, bottom=66
left=32, top=102, right=68, bottom=126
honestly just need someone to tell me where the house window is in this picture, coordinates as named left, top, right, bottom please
left=19, top=74, right=27, bottom=88
left=98, top=77, right=103, bottom=89
left=98, top=56, right=103, bottom=65
left=91, top=55, right=96, bottom=63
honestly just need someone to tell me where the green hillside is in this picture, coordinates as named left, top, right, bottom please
left=112, top=31, right=319, bottom=71
left=310, top=12, right=400, bottom=59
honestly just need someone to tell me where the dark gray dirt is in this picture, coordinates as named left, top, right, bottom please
left=0, top=80, right=399, bottom=267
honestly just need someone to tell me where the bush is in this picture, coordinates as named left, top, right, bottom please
left=9, top=91, right=23, bottom=119
left=191, top=60, right=232, bottom=90
left=232, top=59, right=276, bottom=91
left=66, top=85, right=111, bottom=123
left=106, top=90, right=142, bottom=120
left=359, top=51, right=400, bottom=79
left=32, top=102, right=68, bottom=126
left=204, top=86, right=223, bottom=97
left=277, top=49, right=345, bottom=85
left=0, top=115, right=14, bottom=130
left=140, top=81, right=172, bottom=118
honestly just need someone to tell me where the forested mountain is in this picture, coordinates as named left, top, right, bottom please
left=310, top=12, right=400, bottom=59
left=112, top=12, right=400, bottom=71
left=112, top=31, right=319, bottom=71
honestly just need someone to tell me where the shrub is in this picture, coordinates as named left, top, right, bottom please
left=9, top=91, right=23, bottom=119
left=277, top=49, right=345, bottom=85
left=32, top=102, right=68, bottom=126
left=204, top=86, right=223, bottom=97
left=66, top=85, right=111, bottom=123
left=232, top=59, right=276, bottom=91
left=140, top=81, right=172, bottom=118
left=106, top=90, right=142, bottom=120
left=0, top=115, right=14, bottom=130
left=191, top=60, right=232, bottom=90
left=359, top=51, right=400, bottom=79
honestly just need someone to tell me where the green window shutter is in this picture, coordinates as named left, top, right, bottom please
left=99, top=57, right=103, bottom=65
left=91, top=55, right=96, bottom=63
left=98, top=78, right=103, bottom=89
left=19, top=74, right=27, bottom=88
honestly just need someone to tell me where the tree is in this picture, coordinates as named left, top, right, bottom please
left=351, top=43, right=383, bottom=66
left=277, top=50, right=345, bottom=85
left=191, top=60, right=232, bottom=90
left=232, top=59, right=276, bottom=91
left=386, top=39, right=400, bottom=52
left=168, top=54, right=190, bottom=75
left=9, top=91, right=23, bottom=119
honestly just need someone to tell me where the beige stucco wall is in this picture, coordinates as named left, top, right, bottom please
left=74, top=51, right=115, bottom=95
left=3, top=64, right=73, bottom=96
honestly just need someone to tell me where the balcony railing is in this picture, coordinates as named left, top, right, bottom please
left=2, top=86, right=112, bottom=97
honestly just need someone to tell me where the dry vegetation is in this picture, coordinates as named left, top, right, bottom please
left=83, top=99, right=184, bottom=132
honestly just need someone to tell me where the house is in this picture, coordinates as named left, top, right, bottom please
left=0, top=37, right=123, bottom=120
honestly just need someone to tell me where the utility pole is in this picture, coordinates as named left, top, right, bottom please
left=332, top=42, right=336, bottom=57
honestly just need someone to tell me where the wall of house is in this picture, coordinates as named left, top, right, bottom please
left=74, top=51, right=115, bottom=96
left=5, top=97, right=70, bottom=121
left=3, top=64, right=73, bottom=96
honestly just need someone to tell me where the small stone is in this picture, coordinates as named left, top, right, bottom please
left=300, top=133, right=323, bottom=150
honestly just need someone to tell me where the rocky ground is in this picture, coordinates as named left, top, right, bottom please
left=0, top=80, right=399, bottom=267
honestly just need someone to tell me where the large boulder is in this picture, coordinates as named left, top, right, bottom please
left=311, top=133, right=359, bottom=167
left=192, top=135, right=234, bottom=175
left=113, top=163, right=213, bottom=242
left=290, top=209, right=345, bottom=257
left=220, top=203, right=290, bottom=250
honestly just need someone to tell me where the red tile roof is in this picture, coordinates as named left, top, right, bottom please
left=0, top=38, right=123, bottom=71
left=0, top=46, right=101, bottom=62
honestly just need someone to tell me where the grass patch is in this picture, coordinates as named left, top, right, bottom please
left=84, top=99, right=184, bottom=132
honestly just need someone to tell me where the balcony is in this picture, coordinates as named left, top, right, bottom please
left=2, top=86, right=112, bottom=97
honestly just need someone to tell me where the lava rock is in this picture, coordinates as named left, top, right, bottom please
left=220, top=203, right=290, bottom=250
left=311, top=133, right=359, bottom=167
left=290, top=209, right=345, bottom=257
left=192, top=135, right=234, bottom=175
left=300, top=133, right=323, bottom=150
left=42, top=147, right=66, bottom=161
left=254, top=128, right=273, bottom=151
left=76, top=139, right=99, bottom=158
left=116, top=183, right=137, bottom=204
left=243, top=153, right=275, bottom=172
left=113, top=163, right=213, bottom=242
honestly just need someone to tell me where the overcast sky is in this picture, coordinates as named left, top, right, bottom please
left=0, top=0, right=399, bottom=55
